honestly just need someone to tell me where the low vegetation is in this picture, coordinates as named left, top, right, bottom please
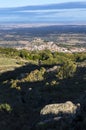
left=0, top=47, right=86, bottom=130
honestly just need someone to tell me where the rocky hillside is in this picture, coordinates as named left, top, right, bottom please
left=0, top=48, right=86, bottom=130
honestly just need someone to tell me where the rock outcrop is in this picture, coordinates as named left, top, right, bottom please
left=40, top=101, right=80, bottom=117
left=35, top=101, right=80, bottom=130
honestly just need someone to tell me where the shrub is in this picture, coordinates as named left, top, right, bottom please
left=50, top=80, right=57, bottom=86
left=0, top=103, right=12, bottom=112
left=24, top=67, right=46, bottom=82
left=57, top=60, right=77, bottom=79
left=10, top=79, right=20, bottom=90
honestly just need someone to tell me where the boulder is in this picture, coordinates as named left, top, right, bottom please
left=35, top=101, right=80, bottom=130
left=40, top=101, right=80, bottom=118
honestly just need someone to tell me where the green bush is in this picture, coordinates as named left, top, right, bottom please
left=57, top=60, right=77, bottom=79
left=24, top=67, right=46, bottom=82
left=74, top=53, right=86, bottom=62
left=0, top=103, right=12, bottom=112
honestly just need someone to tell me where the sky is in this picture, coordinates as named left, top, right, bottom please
left=0, top=0, right=85, bottom=7
left=0, top=0, right=86, bottom=24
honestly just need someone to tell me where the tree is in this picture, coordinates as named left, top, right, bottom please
left=39, top=50, right=53, bottom=60
left=57, top=60, right=77, bottom=79
left=19, top=49, right=29, bottom=59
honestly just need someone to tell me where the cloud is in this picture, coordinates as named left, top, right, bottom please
left=0, top=2, right=86, bottom=24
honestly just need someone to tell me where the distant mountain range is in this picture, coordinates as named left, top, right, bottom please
left=0, top=2, right=86, bottom=24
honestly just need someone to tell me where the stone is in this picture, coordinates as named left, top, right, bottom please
left=40, top=101, right=80, bottom=118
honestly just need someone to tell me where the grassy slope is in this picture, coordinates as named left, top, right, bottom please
left=0, top=54, right=30, bottom=73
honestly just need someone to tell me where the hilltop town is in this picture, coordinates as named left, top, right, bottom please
left=0, top=25, right=86, bottom=53
left=16, top=38, right=86, bottom=53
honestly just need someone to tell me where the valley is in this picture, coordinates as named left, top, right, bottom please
left=0, top=25, right=86, bottom=52
left=0, top=25, right=86, bottom=130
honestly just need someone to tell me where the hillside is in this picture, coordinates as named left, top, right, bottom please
left=0, top=48, right=86, bottom=130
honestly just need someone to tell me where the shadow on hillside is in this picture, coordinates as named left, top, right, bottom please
left=0, top=63, right=56, bottom=82
left=0, top=63, right=86, bottom=130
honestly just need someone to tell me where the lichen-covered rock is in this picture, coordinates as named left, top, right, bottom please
left=40, top=101, right=80, bottom=118
left=35, top=101, right=80, bottom=130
